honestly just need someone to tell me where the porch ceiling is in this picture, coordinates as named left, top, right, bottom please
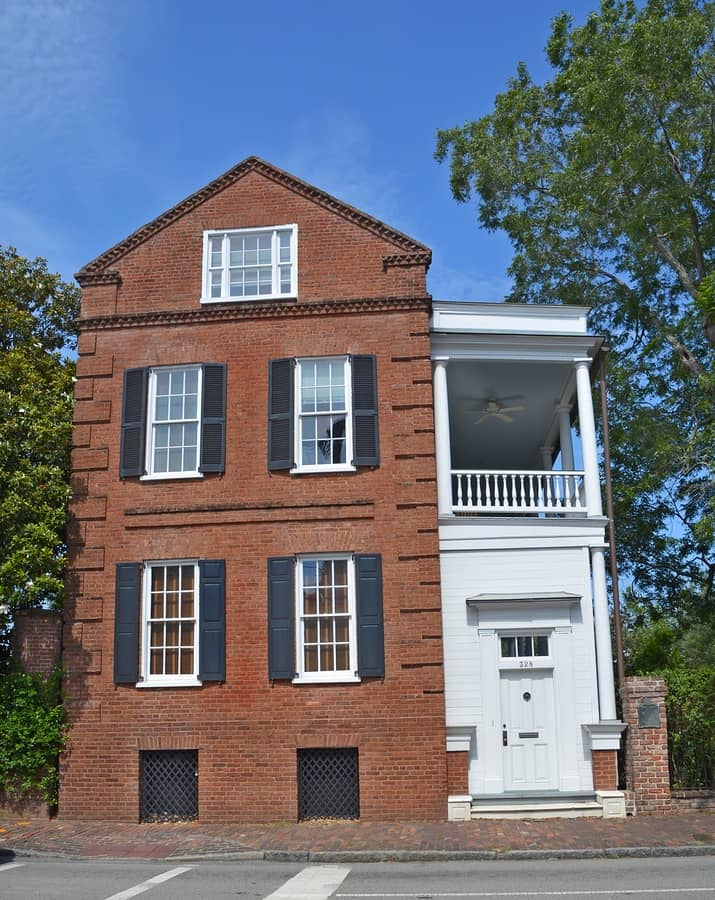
left=447, top=359, right=574, bottom=470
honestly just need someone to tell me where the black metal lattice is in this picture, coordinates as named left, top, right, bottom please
left=298, top=748, right=359, bottom=820
left=141, top=750, right=198, bottom=822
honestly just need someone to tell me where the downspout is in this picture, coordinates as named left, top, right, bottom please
left=598, top=349, right=625, bottom=689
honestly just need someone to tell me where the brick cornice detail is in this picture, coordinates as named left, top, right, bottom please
left=79, top=295, right=431, bottom=332
left=76, top=156, right=431, bottom=276
left=75, top=269, right=122, bottom=287
left=382, top=252, right=432, bottom=270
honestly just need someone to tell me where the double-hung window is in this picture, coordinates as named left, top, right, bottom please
left=202, top=225, right=297, bottom=303
left=296, top=357, right=352, bottom=471
left=119, top=364, right=226, bottom=479
left=268, top=355, right=379, bottom=472
left=267, top=554, right=384, bottom=683
left=146, top=366, right=201, bottom=477
left=296, top=555, right=357, bottom=682
left=143, top=561, right=199, bottom=686
left=114, top=559, right=226, bottom=686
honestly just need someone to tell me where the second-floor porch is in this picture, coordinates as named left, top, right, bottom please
left=431, top=302, right=606, bottom=520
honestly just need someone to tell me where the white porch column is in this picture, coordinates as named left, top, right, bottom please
left=574, top=359, right=603, bottom=517
left=539, top=445, right=553, bottom=469
left=591, top=546, right=617, bottom=720
left=557, top=404, right=575, bottom=471
left=432, top=358, right=453, bottom=517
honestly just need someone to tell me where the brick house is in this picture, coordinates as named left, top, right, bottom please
left=61, top=157, right=448, bottom=822
left=62, top=157, right=625, bottom=823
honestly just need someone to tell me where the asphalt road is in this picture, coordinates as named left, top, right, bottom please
left=1, top=856, right=714, bottom=900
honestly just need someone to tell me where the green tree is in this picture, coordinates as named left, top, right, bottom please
left=436, top=0, right=714, bottom=613
left=0, top=247, right=79, bottom=659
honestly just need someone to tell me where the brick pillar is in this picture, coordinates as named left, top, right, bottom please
left=12, top=609, right=62, bottom=675
left=592, top=749, right=618, bottom=790
left=622, top=676, right=671, bottom=814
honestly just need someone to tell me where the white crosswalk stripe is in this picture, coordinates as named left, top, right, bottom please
left=265, top=865, right=352, bottom=900
left=102, top=865, right=195, bottom=900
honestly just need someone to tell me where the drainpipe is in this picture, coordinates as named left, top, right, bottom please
left=598, top=350, right=626, bottom=690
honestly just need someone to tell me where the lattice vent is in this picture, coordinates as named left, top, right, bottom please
left=298, top=747, right=359, bottom=820
left=141, top=749, right=198, bottom=822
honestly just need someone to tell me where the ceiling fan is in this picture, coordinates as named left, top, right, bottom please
left=474, top=397, right=526, bottom=424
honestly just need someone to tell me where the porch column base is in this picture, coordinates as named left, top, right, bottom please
left=596, top=790, right=627, bottom=818
left=448, top=795, right=472, bottom=821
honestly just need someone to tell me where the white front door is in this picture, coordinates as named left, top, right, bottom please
left=499, top=669, right=557, bottom=791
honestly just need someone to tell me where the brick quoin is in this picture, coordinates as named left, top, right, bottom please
left=61, top=159, right=448, bottom=823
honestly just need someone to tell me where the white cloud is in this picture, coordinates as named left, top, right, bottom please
left=0, top=0, right=132, bottom=198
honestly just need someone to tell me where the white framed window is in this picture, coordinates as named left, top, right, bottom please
left=140, top=561, right=199, bottom=687
left=294, top=555, right=359, bottom=684
left=144, top=365, right=202, bottom=479
left=294, top=357, right=354, bottom=473
left=499, top=632, right=552, bottom=670
left=201, top=225, right=297, bottom=303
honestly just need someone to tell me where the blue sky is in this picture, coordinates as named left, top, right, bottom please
left=2, top=0, right=599, bottom=299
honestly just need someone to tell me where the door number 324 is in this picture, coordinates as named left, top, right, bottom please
left=519, top=660, right=534, bottom=668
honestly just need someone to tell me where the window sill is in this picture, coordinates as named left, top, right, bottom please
left=292, top=673, right=361, bottom=685
left=200, top=294, right=297, bottom=305
left=140, top=472, right=205, bottom=481
left=290, top=464, right=357, bottom=476
left=136, top=677, right=201, bottom=688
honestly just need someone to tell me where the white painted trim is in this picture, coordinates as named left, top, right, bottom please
left=200, top=224, right=298, bottom=304
left=144, top=364, right=202, bottom=478
left=139, top=559, right=199, bottom=687
left=293, top=553, right=359, bottom=683
left=583, top=721, right=626, bottom=750
left=292, top=356, right=354, bottom=473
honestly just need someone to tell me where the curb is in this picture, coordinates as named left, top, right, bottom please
left=4, top=844, right=715, bottom=863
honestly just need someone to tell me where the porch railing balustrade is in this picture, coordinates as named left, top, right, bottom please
left=451, top=469, right=586, bottom=515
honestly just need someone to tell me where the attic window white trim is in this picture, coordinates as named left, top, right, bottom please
left=201, top=224, right=297, bottom=304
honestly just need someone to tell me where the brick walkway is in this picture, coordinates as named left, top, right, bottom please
left=1, top=810, right=714, bottom=861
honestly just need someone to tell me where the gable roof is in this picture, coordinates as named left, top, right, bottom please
left=76, top=156, right=431, bottom=279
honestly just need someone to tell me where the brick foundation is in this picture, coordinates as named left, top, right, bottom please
left=591, top=749, right=618, bottom=791
left=622, top=676, right=671, bottom=813
left=446, top=751, right=469, bottom=795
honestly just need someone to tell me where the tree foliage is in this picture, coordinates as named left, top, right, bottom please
left=0, top=667, right=65, bottom=806
left=436, top=0, right=714, bottom=613
left=0, top=247, right=79, bottom=643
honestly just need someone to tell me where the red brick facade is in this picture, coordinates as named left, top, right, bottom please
left=60, top=159, right=448, bottom=822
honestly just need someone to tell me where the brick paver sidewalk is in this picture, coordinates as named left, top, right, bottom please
left=1, top=810, right=714, bottom=860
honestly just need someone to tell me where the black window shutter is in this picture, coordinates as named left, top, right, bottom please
left=268, top=557, right=294, bottom=679
left=356, top=554, right=384, bottom=677
left=199, top=559, right=225, bottom=681
left=268, top=359, right=293, bottom=470
left=114, top=563, right=140, bottom=684
left=352, top=355, right=379, bottom=467
left=120, top=368, right=147, bottom=477
left=199, top=364, right=227, bottom=473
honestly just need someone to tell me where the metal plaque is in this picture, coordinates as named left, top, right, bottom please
left=637, top=700, right=661, bottom=728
